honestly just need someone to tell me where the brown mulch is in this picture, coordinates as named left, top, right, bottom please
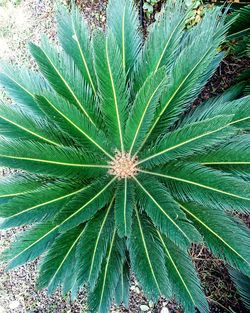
left=194, top=56, right=250, bottom=106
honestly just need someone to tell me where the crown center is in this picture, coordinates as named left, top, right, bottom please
left=108, top=151, right=139, bottom=179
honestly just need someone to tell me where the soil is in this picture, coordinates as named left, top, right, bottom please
left=0, top=1, right=249, bottom=313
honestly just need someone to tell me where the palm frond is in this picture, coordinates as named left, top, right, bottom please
left=125, top=68, right=166, bottom=154
left=134, top=175, right=201, bottom=249
left=107, top=0, right=141, bottom=76
left=157, top=234, right=209, bottom=313
left=178, top=83, right=245, bottom=126
left=88, top=232, right=125, bottom=313
left=0, top=62, right=49, bottom=115
left=194, top=134, right=250, bottom=166
left=138, top=8, right=231, bottom=148
left=115, top=179, right=135, bottom=238
left=35, top=94, right=113, bottom=157
left=2, top=221, right=59, bottom=269
left=29, top=38, right=97, bottom=126
left=75, top=201, right=115, bottom=289
left=133, top=0, right=188, bottom=92
left=221, top=166, right=250, bottom=182
left=93, top=30, right=128, bottom=151
left=114, top=260, right=130, bottom=308
left=37, top=224, right=86, bottom=294
left=54, top=177, right=115, bottom=233
left=138, top=115, right=236, bottom=168
left=228, top=267, right=250, bottom=311
left=0, top=139, right=108, bottom=178
left=189, top=134, right=250, bottom=185
left=178, top=202, right=250, bottom=277
left=0, top=102, right=64, bottom=146
left=227, top=4, right=250, bottom=40
left=57, top=5, right=97, bottom=94
left=141, top=163, right=250, bottom=213
left=0, top=173, right=45, bottom=199
left=179, top=94, right=250, bottom=131
left=0, top=181, right=87, bottom=228
left=129, top=210, right=170, bottom=301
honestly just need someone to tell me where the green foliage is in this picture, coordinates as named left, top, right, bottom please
left=143, top=0, right=158, bottom=18
left=228, top=267, right=250, bottom=310
left=227, top=4, right=250, bottom=41
left=215, top=3, right=250, bottom=108
left=0, top=1, right=250, bottom=312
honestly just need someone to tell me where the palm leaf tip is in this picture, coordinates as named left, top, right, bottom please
left=1, top=1, right=250, bottom=312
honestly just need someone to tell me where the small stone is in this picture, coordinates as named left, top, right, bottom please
left=161, top=307, right=170, bottom=313
left=140, top=304, right=149, bottom=311
left=149, top=300, right=154, bottom=308
left=9, top=300, right=20, bottom=309
left=135, top=286, right=141, bottom=294
left=0, top=306, right=5, bottom=313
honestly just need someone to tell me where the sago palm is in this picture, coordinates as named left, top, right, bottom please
left=0, top=0, right=250, bottom=312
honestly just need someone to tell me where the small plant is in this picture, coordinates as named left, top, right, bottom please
left=144, top=0, right=208, bottom=28
left=185, top=0, right=207, bottom=29
left=0, top=0, right=250, bottom=312
left=226, top=4, right=250, bottom=95
left=143, top=0, right=160, bottom=18
left=226, top=4, right=250, bottom=56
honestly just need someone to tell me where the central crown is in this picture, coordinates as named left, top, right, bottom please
left=108, top=151, right=139, bottom=179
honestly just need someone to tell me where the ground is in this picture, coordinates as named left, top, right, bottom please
left=0, top=1, right=249, bottom=313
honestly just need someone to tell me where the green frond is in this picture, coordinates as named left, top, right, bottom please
left=178, top=202, right=250, bottom=277
left=57, top=5, right=97, bottom=94
left=139, top=115, right=236, bottom=169
left=0, top=181, right=87, bottom=228
left=106, top=0, right=142, bottom=76
left=143, top=163, right=250, bottom=213
left=139, top=8, right=230, bottom=147
left=115, top=179, right=135, bottom=238
left=29, top=38, right=97, bottom=126
left=2, top=221, right=59, bottom=269
left=0, top=173, right=45, bottom=199
left=0, top=62, right=49, bottom=114
left=0, top=139, right=108, bottom=178
left=125, top=68, right=166, bottom=154
left=35, top=94, right=113, bottom=157
left=194, top=134, right=250, bottom=167
left=227, top=4, right=250, bottom=40
left=222, top=166, right=250, bottom=182
left=93, top=30, right=128, bottom=151
left=75, top=201, right=115, bottom=289
left=188, top=133, right=250, bottom=181
left=157, top=234, right=209, bottom=313
left=228, top=267, right=250, bottom=311
left=54, top=177, right=115, bottom=233
left=2, top=180, right=114, bottom=271
left=133, top=0, right=188, bottom=92
left=88, top=232, right=125, bottom=313
left=114, top=260, right=130, bottom=308
left=180, top=93, right=250, bottom=131
left=37, top=224, right=86, bottom=294
left=0, top=102, right=64, bottom=146
left=134, top=175, right=202, bottom=249
left=239, top=64, right=250, bottom=96
left=129, top=210, right=170, bottom=301
left=178, top=83, right=244, bottom=124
